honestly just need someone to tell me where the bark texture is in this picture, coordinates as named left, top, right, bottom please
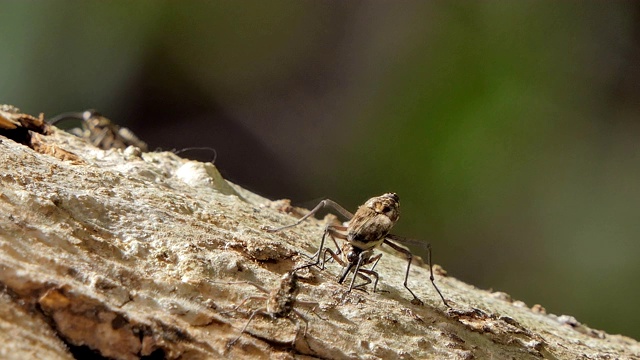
left=1, top=107, right=639, bottom=360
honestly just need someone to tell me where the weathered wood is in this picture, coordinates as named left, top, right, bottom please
left=0, top=107, right=638, bottom=359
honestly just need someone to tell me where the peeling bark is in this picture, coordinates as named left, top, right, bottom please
left=0, top=107, right=639, bottom=359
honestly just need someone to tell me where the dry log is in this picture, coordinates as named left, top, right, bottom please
left=1, top=106, right=639, bottom=359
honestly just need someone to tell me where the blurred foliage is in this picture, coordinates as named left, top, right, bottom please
left=1, top=1, right=639, bottom=340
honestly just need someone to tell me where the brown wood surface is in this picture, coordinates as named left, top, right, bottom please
left=1, top=107, right=639, bottom=359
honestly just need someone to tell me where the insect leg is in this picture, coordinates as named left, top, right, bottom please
left=383, top=238, right=449, bottom=307
left=382, top=239, right=423, bottom=305
left=327, top=225, right=347, bottom=255
left=47, top=111, right=85, bottom=125
left=294, top=225, right=346, bottom=272
left=219, top=295, right=268, bottom=316
left=293, top=230, right=328, bottom=272
left=306, top=225, right=346, bottom=260
left=322, top=247, right=346, bottom=270
left=228, top=308, right=266, bottom=347
left=212, top=279, right=270, bottom=294
left=337, top=261, right=355, bottom=285
left=350, top=252, right=382, bottom=292
left=352, top=270, right=375, bottom=291
left=368, top=253, right=383, bottom=272
left=424, top=242, right=450, bottom=308
left=173, top=146, right=218, bottom=163
left=292, top=309, right=310, bottom=339
left=295, top=300, right=324, bottom=320
left=346, top=252, right=369, bottom=292
left=360, top=253, right=382, bottom=292
left=264, top=199, right=353, bottom=233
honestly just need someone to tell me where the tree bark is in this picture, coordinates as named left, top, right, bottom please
left=1, top=107, right=639, bottom=359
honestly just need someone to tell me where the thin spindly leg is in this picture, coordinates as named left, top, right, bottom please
left=327, top=225, right=347, bottom=255
left=228, top=308, right=265, bottom=347
left=296, top=299, right=325, bottom=321
left=222, top=281, right=270, bottom=294
left=359, top=253, right=382, bottom=292
left=346, top=252, right=369, bottom=292
left=310, top=225, right=347, bottom=259
left=368, top=253, right=383, bottom=272
left=332, top=247, right=358, bottom=290
left=424, top=242, right=450, bottom=308
left=295, top=226, right=346, bottom=272
left=353, top=269, right=377, bottom=291
left=323, top=248, right=346, bottom=269
left=48, top=111, right=84, bottom=125
left=329, top=249, right=372, bottom=290
left=349, top=253, right=381, bottom=292
left=337, top=261, right=355, bottom=285
left=383, top=237, right=449, bottom=307
left=334, top=250, right=378, bottom=292
left=263, top=198, right=352, bottom=273
left=264, top=199, right=354, bottom=232
left=293, top=309, right=309, bottom=337
left=211, top=280, right=269, bottom=300
left=219, top=295, right=267, bottom=315
left=294, top=230, right=327, bottom=272
left=382, top=239, right=422, bottom=305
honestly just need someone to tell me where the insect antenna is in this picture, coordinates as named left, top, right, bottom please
left=47, top=111, right=86, bottom=126
left=173, top=146, right=218, bottom=163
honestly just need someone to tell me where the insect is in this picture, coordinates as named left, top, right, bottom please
left=48, top=109, right=148, bottom=152
left=264, top=193, right=450, bottom=307
left=223, top=271, right=317, bottom=347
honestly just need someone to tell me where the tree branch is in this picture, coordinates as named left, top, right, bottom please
left=0, top=106, right=638, bottom=359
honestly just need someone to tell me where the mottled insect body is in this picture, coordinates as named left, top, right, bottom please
left=266, top=193, right=449, bottom=307
left=48, top=110, right=148, bottom=152
left=223, top=271, right=316, bottom=347
left=347, top=193, right=399, bottom=250
left=265, top=271, right=300, bottom=318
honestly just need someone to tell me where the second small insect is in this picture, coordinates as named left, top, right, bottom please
left=224, top=271, right=317, bottom=347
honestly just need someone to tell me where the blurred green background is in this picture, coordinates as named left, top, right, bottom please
left=2, top=1, right=639, bottom=340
